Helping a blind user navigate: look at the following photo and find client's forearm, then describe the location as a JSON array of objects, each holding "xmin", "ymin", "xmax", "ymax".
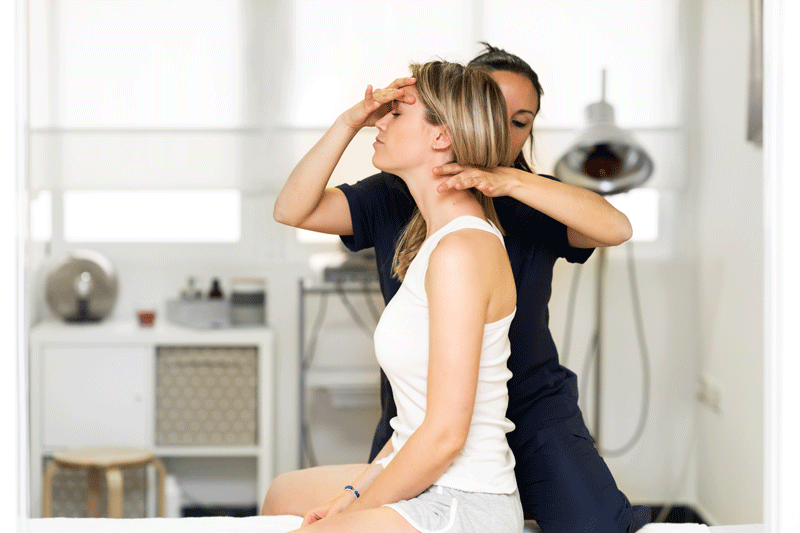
[
  {"xmin": 346, "ymin": 423, "xmax": 462, "ymax": 513},
  {"xmin": 346, "ymin": 440, "xmax": 394, "ymax": 497}
]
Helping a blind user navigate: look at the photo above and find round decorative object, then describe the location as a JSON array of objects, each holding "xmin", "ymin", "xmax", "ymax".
[{"xmin": 45, "ymin": 250, "xmax": 118, "ymax": 322}]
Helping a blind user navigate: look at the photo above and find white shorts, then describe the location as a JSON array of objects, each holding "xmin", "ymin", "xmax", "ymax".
[{"xmin": 384, "ymin": 485, "xmax": 523, "ymax": 533}]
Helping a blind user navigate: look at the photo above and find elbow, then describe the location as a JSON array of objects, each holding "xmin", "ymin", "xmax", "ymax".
[
  {"xmin": 605, "ymin": 211, "xmax": 633, "ymax": 247},
  {"xmin": 272, "ymin": 200, "xmax": 300, "ymax": 228},
  {"xmin": 619, "ymin": 212, "xmax": 634, "ymax": 244},
  {"xmin": 613, "ymin": 214, "xmax": 633, "ymax": 246},
  {"xmin": 424, "ymin": 423, "xmax": 469, "ymax": 462}
]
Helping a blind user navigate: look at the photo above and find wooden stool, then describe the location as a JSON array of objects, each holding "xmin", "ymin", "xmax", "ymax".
[{"xmin": 42, "ymin": 446, "xmax": 167, "ymax": 518}]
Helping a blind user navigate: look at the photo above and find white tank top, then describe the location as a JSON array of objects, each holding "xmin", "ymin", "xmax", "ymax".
[{"xmin": 373, "ymin": 215, "xmax": 517, "ymax": 494}]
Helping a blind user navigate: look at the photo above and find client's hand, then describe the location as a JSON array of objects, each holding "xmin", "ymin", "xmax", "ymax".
[
  {"xmin": 341, "ymin": 77, "xmax": 416, "ymax": 130},
  {"xmin": 301, "ymin": 491, "xmax": 356, "ymax": 526},
  {"xmin": 434, "ymin": 164, "xmax": 527, "ymax": 198}
]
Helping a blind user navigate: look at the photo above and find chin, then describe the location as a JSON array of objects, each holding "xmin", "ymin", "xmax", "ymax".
[{"xmin": 372, "ymin": 154, "xmax": 392, "ymax": 174}]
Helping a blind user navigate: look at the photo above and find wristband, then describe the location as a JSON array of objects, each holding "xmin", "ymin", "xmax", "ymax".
[{"xmin": 344, "ymin": 485, "xmax": 360, "ymax": 499}]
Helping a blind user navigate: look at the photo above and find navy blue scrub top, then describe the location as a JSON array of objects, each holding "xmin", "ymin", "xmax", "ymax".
[{"xmin": 337, "ymin": 171, "xmax": 593, "ymax": 410}]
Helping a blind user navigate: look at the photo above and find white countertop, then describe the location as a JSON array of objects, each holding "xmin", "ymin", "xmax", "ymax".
[{"xmin": 30, "ymin": 319, "xmax": 273, "ymax": 345}]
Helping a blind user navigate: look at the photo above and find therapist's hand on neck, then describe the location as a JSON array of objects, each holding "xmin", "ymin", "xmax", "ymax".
[{"xmin": 433, "ymin": 163, "xmax": 523, "ymax": 198}]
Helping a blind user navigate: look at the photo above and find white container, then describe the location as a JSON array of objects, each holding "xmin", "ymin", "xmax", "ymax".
[{"xmin": 165, "ymin": 298, "xmax": 230, "ymax": 329}]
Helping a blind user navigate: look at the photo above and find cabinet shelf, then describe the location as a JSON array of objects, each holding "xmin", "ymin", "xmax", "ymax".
[
  {"xmin": 305, "ymin": 367, "xmax": 380, "ymax": 391},
  {"xmin": 154, "ymin": 446, "xmax": 261, "ymax": 458}
]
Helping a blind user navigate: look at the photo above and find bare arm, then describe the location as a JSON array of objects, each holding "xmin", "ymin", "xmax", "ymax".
[
  {"xmin": 434, "ymin": 164, "xmax": 633, "ymax": 248},
  {"xmin": 273, "ymin": 78, "xmax": 417, "ymax": 235},
  {"xmin": 344, "ymin": 232, "xmax": 498, "ymax": 513},
  {"xmin": 272, "ymin": 117, "xmax": 355, "ymax": 235}
]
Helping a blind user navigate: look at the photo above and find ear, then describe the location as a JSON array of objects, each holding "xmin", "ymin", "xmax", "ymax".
[{"xmin": 431, "ymin": 126, "xmax": 452, "ymax": 151}]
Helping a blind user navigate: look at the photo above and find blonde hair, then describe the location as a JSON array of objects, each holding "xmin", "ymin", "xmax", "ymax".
[{"xmin": 391, "ymin": 61, "xmax": 514, "ymax": 280}]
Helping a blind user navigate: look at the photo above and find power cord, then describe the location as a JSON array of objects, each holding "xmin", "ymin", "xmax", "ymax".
[
  {"xmin": 302, "ymin": 293, "xmax": 329, "ymax": 369},
  {"xmin": 560, "ymin": 262, "xmax": 583, "ymax": 369},
  {"xmin": 564, "ymin": 241, "xmax": 651, "ymax": 457}
]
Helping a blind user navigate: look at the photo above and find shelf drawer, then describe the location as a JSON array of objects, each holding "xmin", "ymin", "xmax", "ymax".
[{"xmin": 156, "ymin": 346, "xmax": 258, "ymax": 446}]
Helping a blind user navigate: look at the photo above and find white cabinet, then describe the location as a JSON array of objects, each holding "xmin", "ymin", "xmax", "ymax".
[
  {"xmin": 42, "ymin": 345, "xmax": 153, "ymax": 449},
  {"xmin": 29, "ymin": 321, "xmax": 275, "ymax": 518}
]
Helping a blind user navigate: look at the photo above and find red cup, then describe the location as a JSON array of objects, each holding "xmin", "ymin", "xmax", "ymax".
[{"xmin": 137, "ymin": 310, "xmax": 155, "ymax": 327}]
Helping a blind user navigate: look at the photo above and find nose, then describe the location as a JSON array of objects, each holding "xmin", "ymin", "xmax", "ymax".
[{"xmin": 375, "ymin": 112, "xmax": 390, "ymax": 130}]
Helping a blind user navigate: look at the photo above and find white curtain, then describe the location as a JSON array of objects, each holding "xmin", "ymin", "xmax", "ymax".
[{"xmin": 29, "ymin": 0, "xmax": 686, "ymax": 193}]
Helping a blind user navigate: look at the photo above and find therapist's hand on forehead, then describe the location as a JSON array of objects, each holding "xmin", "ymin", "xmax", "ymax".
[{"xmin": 341, "ymin": 77, "xmax": 417, "ymax": 130}]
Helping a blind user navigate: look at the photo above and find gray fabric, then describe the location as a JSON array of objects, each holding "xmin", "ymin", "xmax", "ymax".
[{"xmin": 385, "ymin": 485, "xmax": 523, "ymax": 533}]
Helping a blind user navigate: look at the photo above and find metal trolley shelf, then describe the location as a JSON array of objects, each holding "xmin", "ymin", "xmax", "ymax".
[{"xmin": 297, "ymin": 278, "xmax": 383, "ymax": 468}]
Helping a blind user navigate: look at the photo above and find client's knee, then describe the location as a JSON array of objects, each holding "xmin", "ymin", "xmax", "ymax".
[{"xmin": 261, "ymin": 472, "xmax": 301, "ymax": 516}]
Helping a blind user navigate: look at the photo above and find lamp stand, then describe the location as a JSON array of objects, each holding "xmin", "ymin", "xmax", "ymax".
[{"xmin": 593, "ymin": 247, "xmax": 606, "ymax": 449}]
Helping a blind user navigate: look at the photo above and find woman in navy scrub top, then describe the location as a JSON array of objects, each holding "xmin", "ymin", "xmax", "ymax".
[{"xmin": 267, "ymin": 44, "xmax": 651, "ymax": 532}]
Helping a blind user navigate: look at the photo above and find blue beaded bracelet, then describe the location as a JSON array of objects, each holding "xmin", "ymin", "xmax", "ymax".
[{"xmin": 344, "ymin": 485, "xmax": 360, "ymax": 499}]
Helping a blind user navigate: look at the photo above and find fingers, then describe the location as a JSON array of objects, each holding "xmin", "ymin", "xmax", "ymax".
[
  {"xmin": 435, "ymin": 168, "xmax": 497, "ymax": 195},
  {"xmin": 363, "ymin": 85, "xmax": 383, "ymax": 112},
  {"xmin": 302, "ymin": 508, "xmax": 326, "ymax": 526},
  {"xmin": 432, "ymin": 163, "xmax": 465, "ymax": 177},
  {"xmin": 372, "ymin": 87, "xmax": 414, "ymax": 106},
  {"xmin": 433, "ymin": 163, "xmax": 470, "ymax": 193},
  {"xmin": 372, "ymin": 77, "xmax": 416, "ymax": 105},
  {"xmin": 349, "ymin": 77, "xmax": 415, "ymax": 129},
  {"xmin": 387, "ymin": 76, "xmax": 417, "ymax": 90}
]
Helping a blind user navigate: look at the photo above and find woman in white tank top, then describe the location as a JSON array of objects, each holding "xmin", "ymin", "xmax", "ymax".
[{"xmin": 268, "ymin": 61, "xmax": 523, "ymax": 533}]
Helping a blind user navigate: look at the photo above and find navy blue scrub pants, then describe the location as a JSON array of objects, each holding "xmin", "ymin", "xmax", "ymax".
[{"xmin": 507, "ymin": 368, "xmax": 650, "ymax": 532}]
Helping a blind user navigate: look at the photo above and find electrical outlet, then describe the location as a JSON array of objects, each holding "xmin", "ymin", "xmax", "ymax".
[{"xmin": 697, "ymin": 374, "xmax": 722, "ymax": 413}]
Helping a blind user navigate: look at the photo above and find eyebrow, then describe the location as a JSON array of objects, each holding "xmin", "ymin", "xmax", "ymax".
[{"xmin": 514, "ymin": 109, "xmax": 536, "ymax": 117}]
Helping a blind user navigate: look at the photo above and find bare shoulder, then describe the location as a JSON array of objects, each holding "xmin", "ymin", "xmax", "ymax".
[
  {"xmin": 427, "ymin": 229, "xmax": 504, "ymax": 280},
  {"xmin": 427, "ymin": 228, "xmax": 515, "ymax": 322}
]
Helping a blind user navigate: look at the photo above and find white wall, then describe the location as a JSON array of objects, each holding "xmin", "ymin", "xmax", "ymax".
[
  {"xmin": 764, "ymin": 1, "xmax": 800, "ymax": 528},
  {"xmin": 3, "ymin": 0, "xmax": 26, "ymax": 529},
  {"xmin": 692, "ymin": 0, "xmax": 764, "ymax": 524}
]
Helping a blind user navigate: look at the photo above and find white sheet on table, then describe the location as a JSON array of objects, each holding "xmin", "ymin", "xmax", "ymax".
[
  {"xmin": 29, "ymin": 517, "xmax": 764, "ymax": 533},
  {"xmin": 642, "ymin": 524, "xmax": 763, "ymax": 533},
  {"xmin": 641, "ymin": 525, "xmax": 708, "ymax": 532},
  {"xmin": 28, "ymin": 515, "xmax": 303, "ymax": 533}
]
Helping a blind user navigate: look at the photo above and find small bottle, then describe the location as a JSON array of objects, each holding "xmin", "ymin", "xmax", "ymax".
[
  {"xmin": 208, "ymin": 278, "xmax": 224, "ymax": 299},
  {"xmin": 181, "ymin": 277, "xmax": 202, "ymax": 300}
]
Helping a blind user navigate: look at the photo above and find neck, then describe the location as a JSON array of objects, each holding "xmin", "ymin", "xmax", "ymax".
[{"xmin": 400, "ymin": 167, "xmax": 486, "ymax": 238}]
